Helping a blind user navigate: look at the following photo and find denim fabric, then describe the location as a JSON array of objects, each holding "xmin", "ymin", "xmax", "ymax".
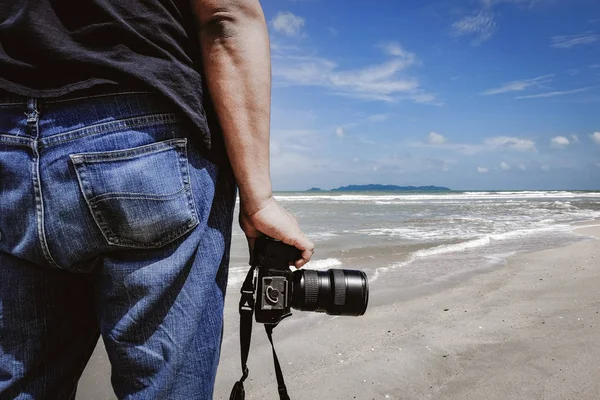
[{"xmin": 0, "ymin": 90, "xmax": 237, "ymax": 399}]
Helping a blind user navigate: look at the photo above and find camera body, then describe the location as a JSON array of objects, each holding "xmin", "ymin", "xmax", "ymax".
[
  {"xmin": 254, "ymin": 237, "xmax": 369, "ymax": 325},
  {"xmin": 254, "ymin": 237, "xmax": 298, "ymax": 324}
]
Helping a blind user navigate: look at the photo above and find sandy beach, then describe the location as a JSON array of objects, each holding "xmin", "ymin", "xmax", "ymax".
[{"xmin": 78, "ymin": 225, "xmax": 600, "ymax": 400}]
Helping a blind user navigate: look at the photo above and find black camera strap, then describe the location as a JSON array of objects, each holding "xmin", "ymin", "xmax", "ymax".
[
  {"xmin": 229, "ymin": 265, "xmax": 255, "ymax": 400},
  {"xmin": 229, "ymin": 266, "xmax": 291, "ymax": 400},
  {"xmin": 264, "ymin": 323, "xmax": 290, "ymax": 400}
]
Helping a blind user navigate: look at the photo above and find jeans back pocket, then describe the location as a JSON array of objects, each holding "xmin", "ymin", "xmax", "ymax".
[{"xmin": 70, "ymin": 138, "xmax": 199, "ymax": 248}]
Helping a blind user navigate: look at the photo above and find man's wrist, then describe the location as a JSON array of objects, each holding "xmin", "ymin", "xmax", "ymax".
[{"xmin": 239, "ymin": 189, "xmax": 273, "ymax": 216}]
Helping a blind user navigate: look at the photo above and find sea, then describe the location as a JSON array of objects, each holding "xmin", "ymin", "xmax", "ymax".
[{"xmin": 226, "ymin": 191, "xmax": 600, "ymax": 305}]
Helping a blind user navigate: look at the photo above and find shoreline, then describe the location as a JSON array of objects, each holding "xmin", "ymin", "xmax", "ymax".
[
  {"xmin": 213, "ymin": 224, "xmax": 600, "ymax": 399},
  {"xmin": 77, "ymin": 222, "xmax": 600, "ymax": 399}
]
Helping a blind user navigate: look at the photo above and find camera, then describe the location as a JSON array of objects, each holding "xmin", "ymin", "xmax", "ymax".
[{"xmin": 254, "ymin": 236, "xmax": 369, "ymax": 324}]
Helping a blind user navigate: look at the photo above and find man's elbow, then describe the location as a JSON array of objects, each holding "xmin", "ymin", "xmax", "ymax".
[{"xmin": 193, "ymin": 0, "xmax": 265, "ymax": 40}]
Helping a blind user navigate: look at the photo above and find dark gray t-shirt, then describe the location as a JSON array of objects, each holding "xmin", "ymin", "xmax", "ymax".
[{"xmin": 0, "ymin": 0, "xmax": 213, "ymax": 147}]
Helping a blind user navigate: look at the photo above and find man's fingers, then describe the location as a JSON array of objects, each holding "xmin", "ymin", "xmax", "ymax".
[
  {"xmin": 291, "ymin": 235, "xmax": 314, "ymax": 269},
  {"xmin": 293, "ymin": 247, "xmax": 314, "ymax": 268}
]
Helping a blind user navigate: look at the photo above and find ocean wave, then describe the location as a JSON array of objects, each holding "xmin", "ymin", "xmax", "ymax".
[
  {"xmin": 552, "ymin": 201, "xmax": 577, "ymax": 209},
  {"xmin": 275, "ymin": 191, "xmax": 600, "ymax": 204},
  {"xmin": 306, "ymin": 258, "xmax": 343, "ymax": 270},
  {"xmin": 368, "ymin": 223, "xmax": 574, "ymax": 283},
  {"xmin": 308, "ymin": 232, "xmax": 338, "ymax": 240}
]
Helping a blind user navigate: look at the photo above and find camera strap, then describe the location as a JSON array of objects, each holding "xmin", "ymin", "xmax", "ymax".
[
  {"xmin": 264, "ymin": 323, "xmax": 290, "ymax": 400},
  {"xmin": 229, "ymin": 266, "xmax": 291, "ymax": 400}
]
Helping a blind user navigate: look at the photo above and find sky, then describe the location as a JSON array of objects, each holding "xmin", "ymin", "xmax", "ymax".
[{"xmin": 260, "ymin": 0, "xmax": 600, "ymax": 191}]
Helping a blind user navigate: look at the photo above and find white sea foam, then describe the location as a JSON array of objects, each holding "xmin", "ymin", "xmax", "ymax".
[
  {"xmin": 306, "ymin": 258, "xmax": 343, "ymax": 270},
  {"xmin": 308, "ymin": 232, "xmax": 338, "ymax": 241},
  {"xmin": 368, "ymin": 223, "xmax": 576, "ymax": 283},
  {"xmin": 275, "ymin": 191, "xmax": 600, "ymax": 204}
]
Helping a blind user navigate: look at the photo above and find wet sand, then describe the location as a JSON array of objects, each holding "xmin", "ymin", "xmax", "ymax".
[{"xmin": 78, "ymin": 226, "xmax": 600, "ymax": 399}]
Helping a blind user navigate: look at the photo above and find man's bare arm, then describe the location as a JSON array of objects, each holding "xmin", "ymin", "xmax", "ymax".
[
  {"xmin": 192, "ymin": 0, "xmax": 314, "ymax": 266},
  {"xmin": 193, "ymin": 0, "xmax": 271, "ymax": 212}
]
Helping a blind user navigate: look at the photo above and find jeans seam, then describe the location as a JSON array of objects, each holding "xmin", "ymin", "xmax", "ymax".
[
  {"xmin": 0, "ymin": 134, "xmax": 33, "ymax": 147},
  {"xmin": 104, "ymin": 218, "xmax": 199, "ymax": 248},
  {"xmin": 29, "ymin": 99, "xmax": 64, "ymax": 270},
  {"xmin": 181, "ymin": 140, "xmax": 199, "ymax": 222},
  {"xmin": 86, "ymin": 185, "xmax": 188, "ymax": 206},
  {"xmin": 72, "ymin": 162, "xmax": 119, "ymax": 245},
  {"xmin": 69, "ymin": 137, "xmax": 186, "ymax": 163},
  {"xmin": 40, "ymin": 113, "xmax": 179, "ymax": 148}
]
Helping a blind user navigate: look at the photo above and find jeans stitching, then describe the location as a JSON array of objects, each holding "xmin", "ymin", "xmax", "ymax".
[
  {"xmin": 72, "ymin": 162, "xmax": 118, "ymax": 245},
  {"xmin": 29, "ymin": 99, "xmax": 64, "ymax": 270},
  {"xmin": 0, "ymin": 134, "xmax": 33, "ymax": 147},
  {"xmin": 41, "ymin": 113, "xmax": 178, "ymax": 148},
  {"xmin": 86, "ymin": 186, "xmax": 187, "ymax": 206},
  {"xmin": 69, "ymin": 138, "xmax": 186, "ymax": 163},
  {"xmin": 181, "ymin": 141, "xmax": 199, "ymax": 222},
  {"xmin": 108, "ymin": 219, "xmax": 199, "ymax": 248}
]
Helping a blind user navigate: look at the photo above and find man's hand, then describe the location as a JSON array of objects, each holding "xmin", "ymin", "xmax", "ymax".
[{"xmin": 239, "ymin": 196, "xmax": 314, "ymax": 268}]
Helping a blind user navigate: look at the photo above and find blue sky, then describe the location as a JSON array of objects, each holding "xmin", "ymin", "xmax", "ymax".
[{"xmin": 260, "ymin": 0, "xmax": 600, "ymax": 191}]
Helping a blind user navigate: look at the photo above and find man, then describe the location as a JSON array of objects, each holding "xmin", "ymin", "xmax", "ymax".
[{"xmin": 0, "ymin": 0, "xmax": 314, "ymax": 398}]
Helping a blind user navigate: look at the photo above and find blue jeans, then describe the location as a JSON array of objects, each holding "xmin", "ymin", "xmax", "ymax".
[{"xmin": 0, "ymin": 89, "xmax": 236, "ymax": 399}]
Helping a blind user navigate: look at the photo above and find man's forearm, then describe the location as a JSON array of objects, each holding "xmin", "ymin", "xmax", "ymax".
[{"xmin": 193, "ymin": 1, "xmax": 272, "ymax": 214}]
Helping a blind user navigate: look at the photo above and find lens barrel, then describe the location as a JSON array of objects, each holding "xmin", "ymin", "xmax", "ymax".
[{"xmin": 291, "ymin": 269, "xmax": 369, "ymax": 316}]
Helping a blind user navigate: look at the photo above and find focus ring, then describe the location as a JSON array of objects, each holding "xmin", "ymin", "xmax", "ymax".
[
  {"xmin": 332, "ymin": 269, "xmax": 346, "ymax": 306},
  {"xmin": 303, "ymin": 270, "xmax": 319, "ymax": 306}
]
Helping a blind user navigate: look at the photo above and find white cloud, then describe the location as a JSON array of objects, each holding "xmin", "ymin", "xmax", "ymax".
[
  {"xmin": 482, "ymin": 74, "xmax": 553, "ymax": 95},
  {"xmin": 477, "ymin": 167, "xmax": 489, "ymax": 173},
  {"xmin": 427, "ymin": 132, "xmax": 447, "ymax": 145},
  {"xmin": 592, "ymin": 132, "xmax": 600, "ymax": 145},
  {"xmin": 551, "ymin": 32, "xmax": 599, "ymax": 48},
  {"xmin": 454, "ymin": 0, "xmax": 550, "ymax": 46},
  {"xmin": 336, "ymin": 127, "xmax": 345, "ymax": 138},
  {"xmin": 484, "ymin": 136, "xmax": 536, "ymax": 151},
  {"xmin": 541, "ymin": 164, "xmax": 551, "ymax": 171},
  {"xmin": 516, "ymin": 86, "xmax": 598, "ymax": 99},
  {"xmin": 551, "ymin": 136, "xmax": 570, "ymax": 148},
  {"xmin": 272, "ymin": 44, "xmax": 437, "ymax": 103},
  {"xmin": 481, "ymin": 0, "xmax": 548, "ymax": 7},
  {"xmin": 452, "ymin": 11, "xmax": 497, "ymax": 44},
  {"xmin": 380, "ymin": 42, "xmax": 417, "ymax": 61},
  {"xmin": 500, "ymin": 161, "xmax": 511, "ymax": 170},
  {"xmin": 571, "ymin": 134, "xmax": 580, "ymax": 143},
  {"xmin": 271, "ymin": 12, "xmax": 305, "ymax": 37},
  {"xmin": 518, "ymin": 164, "xmax": 527, "ymax": 171},
  {"xmin": 328, "ymin": 27, "xmax": 339, "ymax": 35},
  {"xmin": 411, "ymin": 135, "xmax": 536, "ymax": 155},
  {"xmin": 368, "ymin": 114, "xmax": 391, "ymax": 122}
]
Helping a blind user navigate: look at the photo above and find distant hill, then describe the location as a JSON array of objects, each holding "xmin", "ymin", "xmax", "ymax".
[
  {"xmin": 331, "ymin": 184, "xmax": 451, "ymax": 192},
  {"xmin": 306, "ymin": 187, "xmax": 323, "ymax": 192}
]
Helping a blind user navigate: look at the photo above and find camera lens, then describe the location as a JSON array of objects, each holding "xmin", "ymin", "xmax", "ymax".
[{"xmin": 291, "ymin": 269, "xmax": 369, "ymax": 316}]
